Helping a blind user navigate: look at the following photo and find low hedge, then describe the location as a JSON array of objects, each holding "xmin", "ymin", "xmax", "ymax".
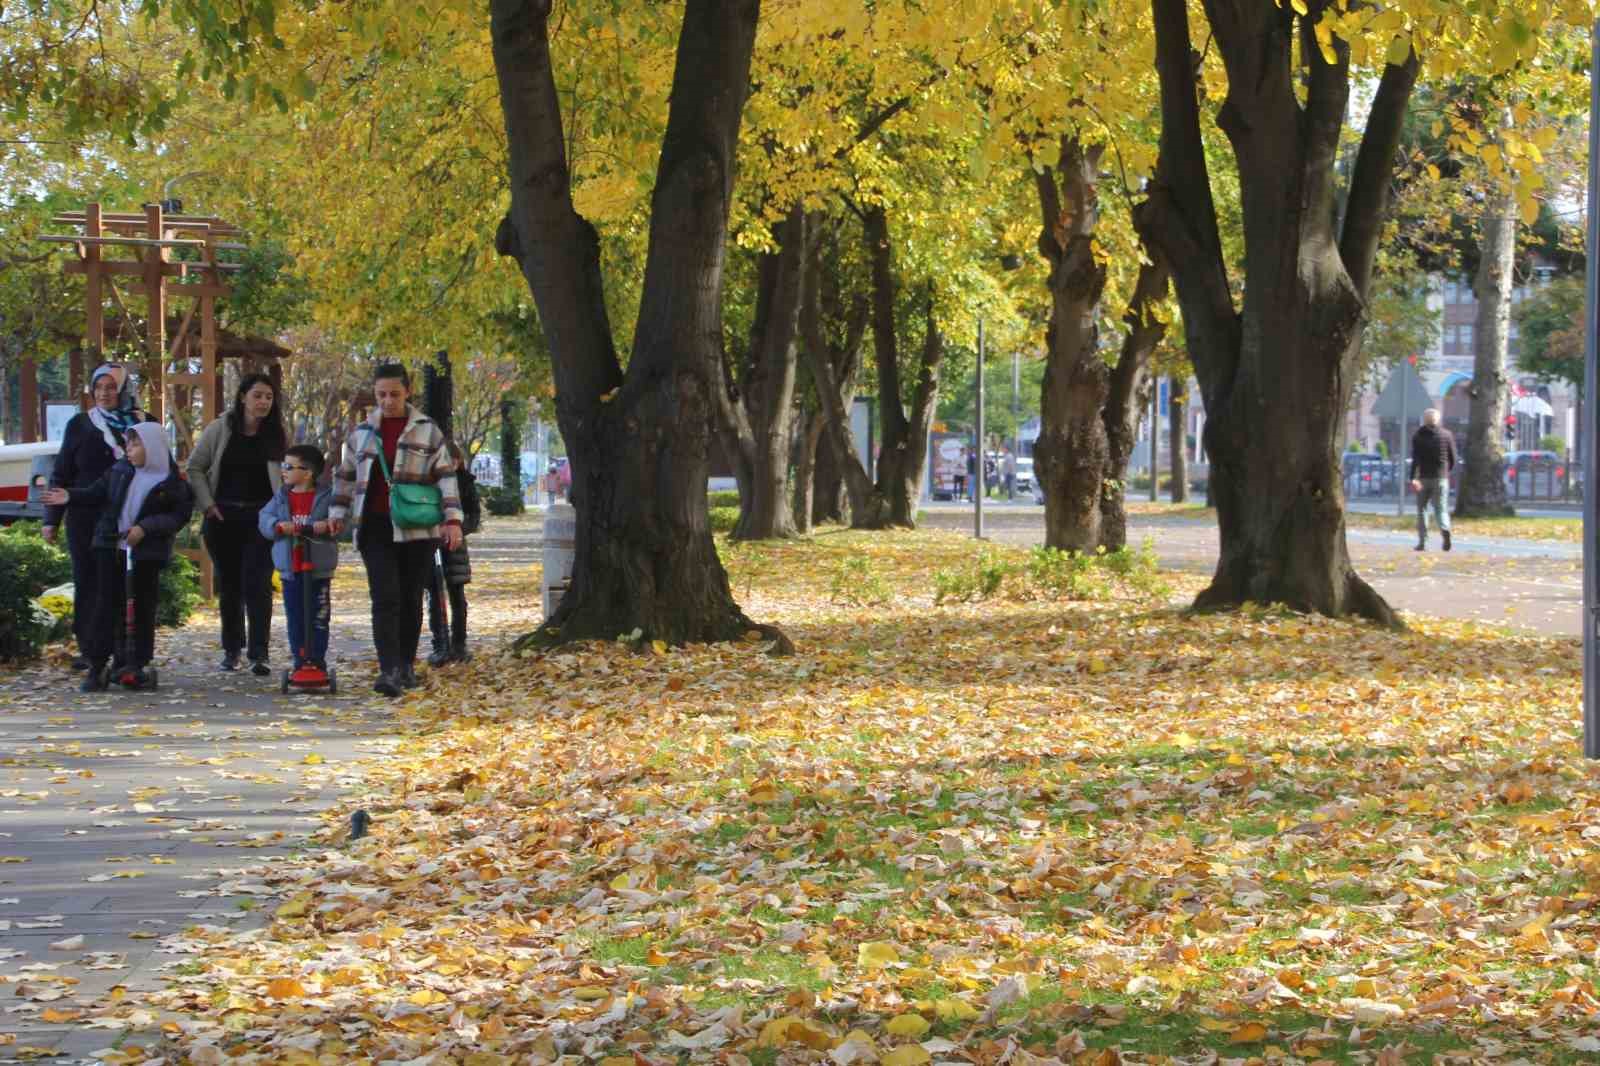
[{"xmin": 0, "ymin": 523, "xmax": 73, "ymax": 661}]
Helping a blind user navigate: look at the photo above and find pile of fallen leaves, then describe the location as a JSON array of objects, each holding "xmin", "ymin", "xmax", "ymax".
[{"xmin": 139, "ymin": 531, "xmax": 1596, "ymax": 1064}]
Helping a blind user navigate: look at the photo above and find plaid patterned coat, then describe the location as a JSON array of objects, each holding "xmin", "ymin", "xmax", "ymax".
[{"xmin": 329, "ymin": 405, "xmax": 463, "ymax": 543}]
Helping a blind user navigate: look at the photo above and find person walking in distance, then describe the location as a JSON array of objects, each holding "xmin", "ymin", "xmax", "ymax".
[
  {"xmin": 187, "ymin": 373, "xmax": 286, "ymax": 674},
  {"xmin": 1409, "ymin": 407, "xmax": 1457, "ymax": 552},
  {"xmin": 258, "ymin": 445, "xmax": 338, "ymax": 674},
  {"xmin": 43, "ymin": 423, "xmax": 193, "ymax": 692},
  {"xmin": 41, "ymin": 364, "xmax": 151, "ymax": 671},
  {"xmin": 327, "ymin": 364, "xmax": 464, "ymax": 697},
  {"xmin": 427, "ymin": 440, "xmax": 480, "ymax": 667}
]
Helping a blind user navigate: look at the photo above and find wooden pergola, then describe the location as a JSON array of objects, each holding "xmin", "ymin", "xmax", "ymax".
[
  {"xmin": 35, "ymin": 202, "xmax": 244, "ymax": 435},
  {"xmin": 32, "ymin": 202, "xmax": 283, "ymax": 597}
]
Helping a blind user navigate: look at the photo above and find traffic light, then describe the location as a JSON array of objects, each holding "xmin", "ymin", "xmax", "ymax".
[{"xmin": 1505, "ymin": 414, "xmax": 1517, "ymax": 441}]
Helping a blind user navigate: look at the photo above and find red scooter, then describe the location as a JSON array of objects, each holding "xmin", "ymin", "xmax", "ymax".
[{"xmin": 280, "ymin": 520, "xmax": 336, "ymax": 695}]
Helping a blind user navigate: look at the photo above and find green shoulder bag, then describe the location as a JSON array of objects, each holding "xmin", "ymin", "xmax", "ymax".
[{"xmin": 369, "ymin": 428, "xmax": 444, "ymax": 530}]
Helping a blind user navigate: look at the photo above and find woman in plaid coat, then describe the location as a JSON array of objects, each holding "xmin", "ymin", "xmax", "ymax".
[{"xmin": 327, "ymin": 363, "xmax": 463, "ymax": 697}]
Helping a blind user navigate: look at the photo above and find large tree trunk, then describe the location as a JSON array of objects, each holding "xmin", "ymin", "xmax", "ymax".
[
  {"xmin": 1100, "ymin": 257, "xmax": 1171, "ymax": 551},
  {"xmin": 1456, "ymin": 184, "xmax": 1516, "ymax": 517},
  {"xmin": 792, "ymin": 405, "xmax": 825, "ymax": 533},
  {"xmin": 798, "ymin": 224, "xmax": 868, "ymax": 527},
  {"xmin": 1169, "ymin": 379, "xmax": 1188, "ymax": 502},
  {"xmin": 1034, "ymin": 138, "xmax": 1110, "ymax": 553},
  {"xmin": 804, "ymin": 207, "xmax": 941, "ymax": 529},
  {"xmin": 1135, "ymin": 0, "xmax": 1414, "ymax": 626},
  {"xmin": 493, "ymin": 0, "xmax": 780, "ymax": 647},
  {"xmin": 714, "ymin": 208, "xmax": 808, "ymax": 540},
  {"xmin": 811, "ymin": 430, "xmax": 848, "ymax": 525}
]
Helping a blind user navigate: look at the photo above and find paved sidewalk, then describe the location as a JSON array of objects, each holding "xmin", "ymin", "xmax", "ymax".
[{"xmin": 0, "ymin": 576, "xmax": 398, "ymax": 1063}]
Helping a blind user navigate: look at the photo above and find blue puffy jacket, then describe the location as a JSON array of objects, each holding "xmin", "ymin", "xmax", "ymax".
[{"xmin": 257, "ymin": 487, "xmax": 340, "ymax": 579}]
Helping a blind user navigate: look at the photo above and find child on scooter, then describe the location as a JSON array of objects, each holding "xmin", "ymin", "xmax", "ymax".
[
  {"xmin": 258, "ymin": 445, "xmax": 338, "ymax": 672},
  {"xmin": 42, "ymin": 422, "xmax": 194, "ymax": 692}
]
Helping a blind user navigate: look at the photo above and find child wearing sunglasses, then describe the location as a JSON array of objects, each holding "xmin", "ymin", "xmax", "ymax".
[{"xmin": 257, "ymin": 446, "xmax": 339, "ymax": 673}]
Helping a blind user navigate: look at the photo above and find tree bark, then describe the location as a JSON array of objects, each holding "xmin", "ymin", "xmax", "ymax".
[
  {"xmin": 1134, "ymin": 0, "xmax": 1413, "ymax": 626},
  {"xmin": 792, "ymin": 405, "xmax": 825, "ymax": 533},
  {"xmin": 1169, "ymin": 382, "xmax": 1188, "ymax": 502},
  {"xmin": 713, "ymin": 207, "xmax": 808, "ymax": 541},
  {"xmin": 1456, "ymin": 184, "xmax": 1516, "ymax": 517},
  {"xmin": 803, "ymin": 207, "xmax": 939, "ymax": 529},
  {"xmin": 493, "ymin": 0, "xmax": 778, "ymax": 647},
  {"xmin": 1099, "ymin": 256, "xmax": 1171, "ymax": 551},
  {"xmin": 423, "ymin": 350, "xmax": 454, "ymax": 438},
  {"xmin": 1034, "ymin": 137, "xmax": 1111, "ymax": 553},
  {"xmin": 811, "ymin": 429, "xmax": 848, "ymax": 525}
]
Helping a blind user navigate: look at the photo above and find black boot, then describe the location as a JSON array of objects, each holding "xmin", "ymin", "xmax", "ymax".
[
  {"xmin": 1414, "ymin": 540, "xmax": 1425, "ymax": 551},
  {"xmin": 1442, "ymin": 530, "xmax": 1452, "ymax": 552},
  {"xmin": 79, "ymin": 663, "xmax": 109, "ymax": 693},
  {"xmin": 372, "ymin": 672, "xmax": 402, "ymax": 698},
  {"xmin": 427, "ymin": 638, "xmax": 453, "ymax": 668}
]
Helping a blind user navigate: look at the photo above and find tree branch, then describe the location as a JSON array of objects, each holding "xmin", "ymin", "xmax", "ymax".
[
  {"xmin": 1136, "ymin": 0, "xmax": 1236, "ymax": 390},
  {"xmin": 1338, "ymin": 44, "xmax": 1420, "ymax": 302}
]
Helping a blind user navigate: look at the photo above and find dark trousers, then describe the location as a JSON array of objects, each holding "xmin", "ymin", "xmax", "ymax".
[
  {"xmin": 83, "ymin": 548, "xmax": 160, "ymax": 669},
  {"xmin": 357, "ymin": 514, "xmax": 435, "ymax": 675},
  {"xmin": 64, "ymin": 513, "xmax": 99, "ymax": 651},
  {"xmin": 282, "ymin": 573, "xmax": 332, "ymax": 668},
  {"xmin": 203, "ymin": 515, "xmax": 273, "ymax": 661},
  {"xmin": 427, "ymin": 573, "xmax": 468, "ymax": 651}
]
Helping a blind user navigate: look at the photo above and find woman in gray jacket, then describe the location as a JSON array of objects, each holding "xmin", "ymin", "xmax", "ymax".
[{"xmin": 187, "ymin": 373, "xmax": 285, "ymax": 674}]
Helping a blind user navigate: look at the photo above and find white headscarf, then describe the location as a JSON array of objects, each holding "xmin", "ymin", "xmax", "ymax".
[
  {"xmin": 88, "ymin": 364, "xmax": 138, "ymax": 458},
  {"xmin": 118, "ymin": 423, "xmax": 172, "ymax": 536}
]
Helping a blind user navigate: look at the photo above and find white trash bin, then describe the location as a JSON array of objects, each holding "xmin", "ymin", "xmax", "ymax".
[{"xmin": 541, "ymin": 503, "xmax": 576, "ymax": 620}]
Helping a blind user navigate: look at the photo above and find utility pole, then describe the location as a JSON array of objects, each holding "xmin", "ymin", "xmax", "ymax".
[
  {"xmin": 1584, "ymin": 17, "xmax": 1599, "ymax": 758},
  {"xmin": 1010, "ymin": 350, "xmax": 1021, "ymax": 499},
  {"xmin": 1397, "ymin": 362, "xmax": 1409, "ymax": 518},
  {"xmin": 1149, "ymin": 377, "xmax": 1160, "ymax": 502},
  {"xmin": 975, "ymin": 319, "xmax": 986, "ymax": 539}
]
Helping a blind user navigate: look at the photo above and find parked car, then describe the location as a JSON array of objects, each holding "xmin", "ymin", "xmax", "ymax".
[
  {"xmin": 1501, "ymin": 450, "xmax": 1563, "ymax": 498},
  {"xmin": 1014, "ymin": 456, "xmax": 1034, "ymax": 495},
  {"xmin": 0, "ymin": 441, "xmax": 59, "ymax": 525},
  {"xmin": 1341, "ymin": 452, "xmax": 1396, "ymax": 498}
]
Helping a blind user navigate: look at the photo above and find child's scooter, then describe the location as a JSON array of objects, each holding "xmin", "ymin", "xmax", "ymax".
[
  {"xmin": 281, "ymin": 519, "xmax": 337, "ymax": 695},
  {"xmin": 116, "ymin": 547, "xmax": 156, "ymax": 690}
]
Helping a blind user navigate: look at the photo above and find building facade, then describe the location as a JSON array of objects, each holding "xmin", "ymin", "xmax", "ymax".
[{"xmin": 1344, "ymin": 261, "xmax": 1576, "ymax": 461}]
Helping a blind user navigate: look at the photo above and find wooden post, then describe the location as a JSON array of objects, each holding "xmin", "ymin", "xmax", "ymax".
[
  {"xmin": 69, "ymin": 346, "xmax": 84, "ymax": 406},
  {"xmin": 142, "ymin": 203, "xmax": 165, "ymax": 421},
  {"xmin": 196, "ymin": 291, "xmax": 219, "ymax": 598},
  {"xmin": 82, "ymin": 205, "xmax": 103, "ymax": 413},
  {"xmin": 19, "ymin": 358, "xmax": 38, "ymax": 442}
]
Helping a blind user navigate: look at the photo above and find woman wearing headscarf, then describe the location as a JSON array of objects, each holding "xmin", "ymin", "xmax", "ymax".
[
  {"xmin": 43, "ymin": 422, "xmax": 194, "ymax": 691},
  {"xmin": 42, "ymin": 364, "xmax": 149, "ymax": 671},
  {"xmin": 187, "ymin": 373, "xmax": 286, "ymax": 674}
]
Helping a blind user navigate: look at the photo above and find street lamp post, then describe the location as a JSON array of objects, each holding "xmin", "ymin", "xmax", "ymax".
[
  {"xmin": 1149, "ymin": 377, "xmax": 1160, "ymax": 503},
  {"xmin": 1011, "ymin": 350, "xmax": 1021, "ymax": 500},
  {"xmin": 1583, "ymin": 17, "xmax": 1599, "ymax": 758},
  {"xmin": 975, "ymin": 318, "xmax": 986, "ymax": 539}
]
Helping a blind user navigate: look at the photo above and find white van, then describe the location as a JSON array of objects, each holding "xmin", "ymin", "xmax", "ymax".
[{"xmin": 0, "ymin": 441, "xmax": 61, "ymax": 524}]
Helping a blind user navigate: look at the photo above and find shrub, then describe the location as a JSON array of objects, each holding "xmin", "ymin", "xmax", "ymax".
[
  {"xmin": 933, "ymin": 549, "xmax": 1016, "ymax": 604},
  {"xmin": 932, "ymin": 539, "xmax": 1169, "ymax": 606},
  {"xmin": 709, "ymin": 506, "xmax": 740, "ymax": 533},
  {"xmin": 829, "ymin": 553, "xmax": 892, "ymax": 606},
  {"xmin": 158, "ymin": 553, "xmax": 202, "ymax": 629},
  {"xmin": 1026, "ymin": 546, "xmax": 1107, "ymax": 600},
  {"xmin": 708, "ymin": 490, "xmax": 741, "ymax": 509},
  {"xmin": 484, "ymin": 486, "xmax": 525, "ymax": 516},
  {"xmin": 0, "ymin": 523, "xmax": 74, "ymax": 660}
]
